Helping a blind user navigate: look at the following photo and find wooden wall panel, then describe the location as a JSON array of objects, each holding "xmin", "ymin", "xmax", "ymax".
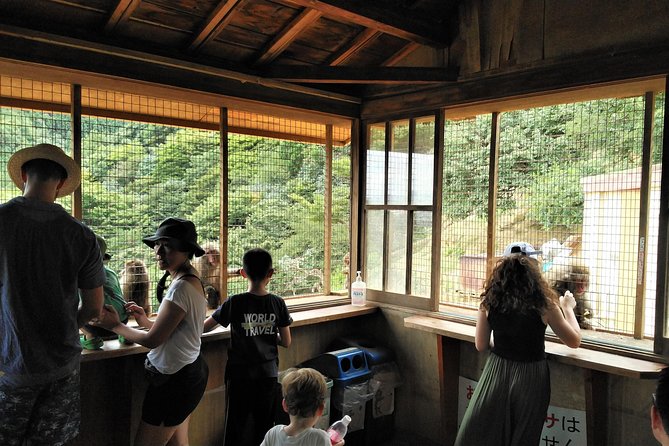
[{"xmin": 543, "ymin": 0, "xmax": 669, "ymax": 60}]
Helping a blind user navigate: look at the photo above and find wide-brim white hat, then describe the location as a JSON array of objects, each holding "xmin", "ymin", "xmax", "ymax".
[{"xmin": 7, "ymin": 143, "xmax": 81, "ymax": 198}]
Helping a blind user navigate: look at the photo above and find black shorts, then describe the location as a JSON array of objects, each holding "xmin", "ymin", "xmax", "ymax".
[{"xmin": 141, "ymin": 355, "xmax": 209, "ymax": 427}]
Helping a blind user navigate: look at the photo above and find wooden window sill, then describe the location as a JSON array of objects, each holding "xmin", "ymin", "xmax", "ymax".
[{"xmin": 404, "ymin": 314, "xmax": 666, "ymax": 379}]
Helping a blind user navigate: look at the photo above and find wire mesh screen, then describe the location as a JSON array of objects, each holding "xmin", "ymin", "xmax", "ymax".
[
  {"xmin": 0, "ymin": 109, "xmax": 72, "ymax": 210},
  {"xmin": 364, "ymin": 117, "xmax": 435, "ymax": 296},
  {"xmin": 365, "ymin": 209, "xmax": 384, "ymax": 290},
  {"xmin": 497, "ymin": 96, "xmax": 649, "ymax": 336},
  {"xmin": 366, "ymin": 123, "xmax": 385, "ymax": 205},
  {"xmin": 440, "ymin": 114, "xmax": 492, "ymax": 307},
  {"xmin": 388, "ymin": 120, "xmax": 409, "ymax": 205},
  {"xmin": 227, "ymin": 131, "xmax": 332, "ymax": 298},
  {"xmin": 412, "ymin": 211, "xmax": 432, "ymax": 296},
  {"xmin": 331, "ymin": 143, "xmax": 351, "ymax": 292},
  {"xmin": 80, "ymin": 89, "xmax": 221, "ymax": 313},
  {"xmin": 411, "ymin": 117, "xmax": 436, "ymax": 296}
]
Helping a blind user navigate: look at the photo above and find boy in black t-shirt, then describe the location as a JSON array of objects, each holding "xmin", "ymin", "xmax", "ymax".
[{"xmin": 204, "ymin": 248, "xmax": 293, "ymax": 446}]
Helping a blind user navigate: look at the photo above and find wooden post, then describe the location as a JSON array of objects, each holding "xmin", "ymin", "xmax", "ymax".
[
  {"xmin": 634, "ymin": 92, "xmax": 655, "ymax": 338},
  {"xmin": 71, "ymin": 84, "xmax": 82, "ymax": 220},
  {"xmin": 219, "ymin": 107, "xmax": 228, "ymax": 303},
  {"xmin": 438, "ymin": 335, "xmax": 460, "ymax": 444},
  {"xmin": 350, "ymin": 118, "xmax": 362, "ymax": 291},
  {"xmin": 584, "ymin": 369, "xmax": 609, "ymax": 446},
  {"xmin": 655, "ymin": 81, "xmax": 669, "ymax": 355},
  {"xmin": 431, "ymin": 109, "xmax": 445, "ymax": 311},
  {"xmin": 486, "ymin": 112, "xmax": 500, "ymax": 276},
  {"xmin": 324, "ymin": 124, "xmax": 333, "ymax": 295},
  {"xmin": 406, "ymin": 118, "xmax": 415, "ymax": 295},
  {"xmin": 382, "ymin": 122, "xmax": 391, "ymax": 291}
]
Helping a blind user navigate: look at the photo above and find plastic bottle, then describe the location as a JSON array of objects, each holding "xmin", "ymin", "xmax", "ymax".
[
  {"xmin": 351, "ymin": 271, "xmax": 366, "ymax": 306},
  {"xmin": 326, "ymin": 415, "xmax": 352, "ymax": 444}
]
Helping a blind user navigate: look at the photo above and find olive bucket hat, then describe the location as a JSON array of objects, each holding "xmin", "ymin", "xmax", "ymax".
[{"xmin": 142, "ymin": 217, "xmax": 205, "ymax": 257}]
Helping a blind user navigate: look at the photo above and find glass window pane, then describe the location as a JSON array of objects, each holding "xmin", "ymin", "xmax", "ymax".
[
  {"xmin": 440, "ymin": 115, "xmax": 491, "ymax": 307},
  {"xmin": 365, "ymin": 210, "xmax": 384, "ymax": 290},
  {"xmin": 412, "ymin": 211, "xmax": 432, "ymax": 297},
  {"xmin": 387, "ymin": 210, "xmax": 407, "ymax": 293},
  {"xmin": 366, "ymin": 124, "xmax": 385, "ymax": 205},
  {"xmin": 412, "ymin": 117, "xmax": 435, "ymax": 205},
  {"xmin": 388, "ymin": 120, "xmax": 409, "ymax": 205}
]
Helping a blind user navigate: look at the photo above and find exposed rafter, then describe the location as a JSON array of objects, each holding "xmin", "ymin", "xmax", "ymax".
[
  {"xmin": 189, "ymin": 0, "xmax": 243, "ymax": 53},
  {"xmin": 254, "ymin": 8, "xmax": 322, "ymax": 66},
  {"xmin": 327, "ymin": 29, "xmax": 381, "ymax": 66},
  {"xmin": 382, "ymin": 42, "xmax": 421, "ymax": 66},
  {"xmin": 105, "ymin": 0, "xmax": 141, "ymax": 34},
  {"xmin": 283, "ymin": 0, "xmax": 451, "ymax": 47},
  {"xmin": 262, "ymin": 66, "xmax": 458, "ymax": 84}
]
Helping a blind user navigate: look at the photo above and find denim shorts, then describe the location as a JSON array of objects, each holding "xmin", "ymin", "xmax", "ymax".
[{"xmin": 0, "ymin": 368, "xmax": 80, "ymax": 446}]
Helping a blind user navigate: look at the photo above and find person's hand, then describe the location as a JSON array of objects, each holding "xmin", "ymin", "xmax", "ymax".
[
  {"xmin": 560, "ymin": 290, "xmax": 577, "ymax": 310},
  {"xmin": 90, "ymin": 304, "xmax": 121, "ymax": 330},
  {"xmin": 333, "ymin": 441, "xmax": 345, "ymax": 446},
  {"xmin": 124, "ymin": 301, "xmax": 147, "ymax": 319}
]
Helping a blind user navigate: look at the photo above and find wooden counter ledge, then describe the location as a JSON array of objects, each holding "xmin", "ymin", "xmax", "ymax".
[
  {"xmin": 81, "ymin": 304, "xmax": 377, "ymax": 363},
  {"xmin": 404, "ymin": 314, "xmax": 666, "ymax": 379}
]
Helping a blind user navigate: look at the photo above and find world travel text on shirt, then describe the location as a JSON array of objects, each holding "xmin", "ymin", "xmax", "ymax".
[{"xmin": 240, "ymin": 313, "xmax": 277, "ymax": 336}]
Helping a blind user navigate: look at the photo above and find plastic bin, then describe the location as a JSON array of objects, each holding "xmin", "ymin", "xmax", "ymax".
[{"xmin": 327, "ymin": 337, "xmax": 402, "ymax": 445}]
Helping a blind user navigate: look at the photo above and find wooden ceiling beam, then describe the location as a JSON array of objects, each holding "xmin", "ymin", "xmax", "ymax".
[
  {"xmin": 361, "ymin": 45, "xmax": 669, "ymax": 120},
  {"xmin": 382, "ymin": 42, "xmax": 421, "ymax": 67},
  {"xmin": 327, "ymin": 29, "xmax": 381, "ymax": 66},
  {"xmin": 0, "ymin": 25, "xmax": 360, "ymax": 118},
  {"xmin": 262, "ymin": 66, "xmax": 457, "ymax": 84},
  {"xmin": 254, "ymin": 8, "xmax": 322, "ymax": 66},
  {"xmin": 105, "ymin": 0, "xmax": 142, "ymax": 34},
  {"xmin": 283, "ymin": 0, "xmax": 450, "ymax": 47},
  {"xmin": 189, "ymin": 0, "xmax": 242, "ymax": 53}
]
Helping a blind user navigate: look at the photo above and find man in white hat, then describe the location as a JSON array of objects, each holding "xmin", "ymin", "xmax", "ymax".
[{"xmin": 0, "ymin": 143, "xmax": 105, "ymax": 445}]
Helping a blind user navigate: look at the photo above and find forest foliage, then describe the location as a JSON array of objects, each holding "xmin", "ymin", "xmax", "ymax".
[{"xmin": 0, "ymin": 92, "xmax": 664, "ymax": 304}]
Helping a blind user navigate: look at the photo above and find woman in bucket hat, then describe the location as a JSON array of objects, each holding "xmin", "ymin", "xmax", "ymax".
[{"xmin": 93, "ymin": 217, "xmax": 209, "ymax": 446}]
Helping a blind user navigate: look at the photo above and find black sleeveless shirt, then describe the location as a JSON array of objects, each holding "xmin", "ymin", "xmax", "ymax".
[{"xmin": 488, "ymin": 306, "xmax": 547, "ymax": 362}]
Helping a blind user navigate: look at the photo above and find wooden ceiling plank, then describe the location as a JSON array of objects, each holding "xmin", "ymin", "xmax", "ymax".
[
  {"xmin": 283, "ymin": 0, "xmax": 450, "ymax": 47},
  {"xmin": 105, "ymin": 0, "xmax": 142, "ymax": 34},
  {"xmin": 263, "ymin": 66, "xmax": 457, "ymax": 83},
  {"xmin": 254, "ymin": 8, "xmax": 322, "ymax": 66},
  {"xmin": 327, "ymin": 29, "xmax": 381, "ymax": 66},
  {"xmin": 382, "ymin": 42, "xmax": 421, "ymax": 67},
  {"xmin": 189, "ymin": 0, "xmax": 243, "ymax": 53}
]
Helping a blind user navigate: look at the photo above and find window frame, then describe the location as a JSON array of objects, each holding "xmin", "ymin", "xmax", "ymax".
[
  {"xmin": 360, "ymin": 111, "xmax": 443, "ymax": 311},
  {"xmin": 359, "ymin": 78, "xmax": 669, "ymax": 356},
  {"xmin": 0, "ymin": 76, "xmax": 353, "ymax": 308}
]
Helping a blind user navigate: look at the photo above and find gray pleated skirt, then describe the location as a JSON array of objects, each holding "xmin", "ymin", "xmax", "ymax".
[{"xmin": 454, "ymin": 352, "xmax": 550, "ymax": 446}]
